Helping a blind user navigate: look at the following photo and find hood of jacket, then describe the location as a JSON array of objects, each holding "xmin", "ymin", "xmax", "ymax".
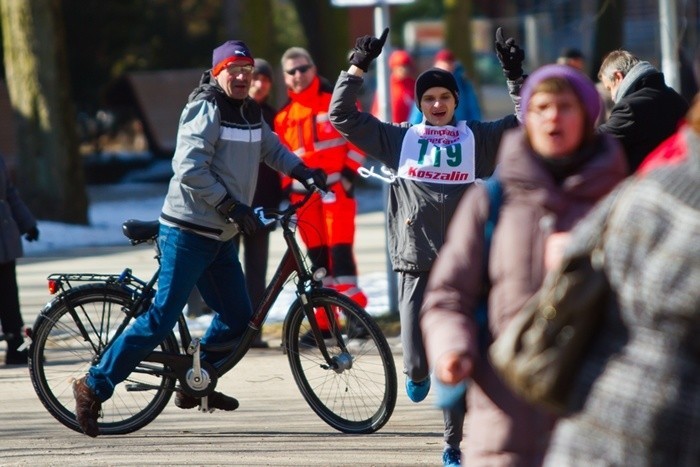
[{"xmin": 496, "ymin": 128, "xmax": 628, "ymax": 224}]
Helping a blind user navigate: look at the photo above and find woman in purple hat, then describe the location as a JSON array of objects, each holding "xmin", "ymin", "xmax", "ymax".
[{"xmin": 421, "ymin": 64, "xmax": 628, "ymax": 465}]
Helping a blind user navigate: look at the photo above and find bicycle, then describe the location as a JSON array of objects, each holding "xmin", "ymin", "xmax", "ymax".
[{"xmin": 27, "ymin": 190, "xmax": 397, "ymax": 435}]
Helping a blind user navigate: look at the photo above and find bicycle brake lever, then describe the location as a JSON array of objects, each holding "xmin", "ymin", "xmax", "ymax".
[{"xmin": 253, "ymin": 207, "xmax": 277, "ymax": 227}]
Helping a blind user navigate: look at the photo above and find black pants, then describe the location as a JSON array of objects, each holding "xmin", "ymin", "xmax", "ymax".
[
  {"xmin": 237, "ymin": 230, "xmax": 271, "ymax": 309},
  {"xmin": 0, "ymin": 261, "xmax": 25, "ymax": 355}
]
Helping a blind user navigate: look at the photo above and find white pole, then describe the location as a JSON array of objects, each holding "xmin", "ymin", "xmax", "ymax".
[
  {"xmin": 374, "ymin": 2, "xmax": 391, "ymax": 122},
  {"xmin": 374, "ymin": 1, "xmax": 399, "ymax": 314},
  {"xmin": 659, "ymin": 0, "xmax": 681, "ymax": 92}
]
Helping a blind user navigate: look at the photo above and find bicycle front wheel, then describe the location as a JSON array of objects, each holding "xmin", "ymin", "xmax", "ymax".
[
  {"xmin": 28, "ymin": 284, "xmax": 178, "ymax": 435},
  {"xmin": 284, "ymin": 290, "xmax": 397, "ymax": 434}
]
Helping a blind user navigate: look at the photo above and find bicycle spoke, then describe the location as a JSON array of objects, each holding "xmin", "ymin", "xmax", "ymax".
[
  {"xmin": 285, "ymin": 291, "xmax": 396, "ymax": 434},
  {"xmin": 29, "ymin": 285, "xmax": 176, "ymax": 435}
]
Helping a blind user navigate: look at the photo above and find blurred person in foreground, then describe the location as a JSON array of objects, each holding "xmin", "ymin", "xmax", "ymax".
[
  {"xmin": 0, "ymin": 156, "xmax": 39, "ymax": 366},
  {"xmin": 597, "ymin": 49, "xmax": 688, "ymax": 172},
  {"xmin": 410, "ymin": 48, "xmax": 481, "ymax": 124},
  {"xmin": 544, "ymin": 90, "xmax": 700, "ymax": 467},
  {"xmin": 421, "ymin": 64, "xmax": 627, "ymax": 466},
  {"xmin": 274, "ymin": 47, "xmax": 368, "ymax": 330},
  {"xmin": 72, "ymin": 39, "xmax": 326, "ymax": 437},
  {"xmin": 330, "ymin": 27, "xmax": 525, "ymax": 467}
]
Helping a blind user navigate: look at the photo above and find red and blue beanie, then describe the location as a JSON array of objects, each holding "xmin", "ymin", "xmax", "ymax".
[
  {"xmin": 212, "ymin": 40, "xmax": 254, "ymax": 76},
  {"xmin": 520, "ymin": 64, "xmax": 601, "ymax": 127}
]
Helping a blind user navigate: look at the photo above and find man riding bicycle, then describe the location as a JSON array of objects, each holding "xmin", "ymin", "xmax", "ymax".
[{"xmin": 73, "ymin": 39, "xmax": 327, "ymax": 437}]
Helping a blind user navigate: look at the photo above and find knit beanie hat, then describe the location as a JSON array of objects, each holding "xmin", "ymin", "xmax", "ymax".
[
  {"xmin": 212, "ymin": 40, "xmax": 254, "ymax": 76},
  {"xmin": 415, "ymin": 68, "xmax": 459, "ymax": 109},
  {"xmin": 253, "ymin": 58, "xmax": 273, "ymax": 80},
  {"xmin": 520, "ymin": 64, "xmax": 601, "ymax": 127}
]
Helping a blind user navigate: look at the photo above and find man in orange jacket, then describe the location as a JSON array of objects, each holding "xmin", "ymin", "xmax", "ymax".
[{"xmin": 275, "ymin": 47, "xmax": 367, "ymax": 331}]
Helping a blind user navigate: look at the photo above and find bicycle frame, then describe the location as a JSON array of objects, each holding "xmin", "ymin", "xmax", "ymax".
[
  {"xmin": 139, "ymin": 191, "xmax": 340, "ymax": 391},
  {"xmin": 162, "ymin": 212, "xmax": 326, "ymax": 377}
]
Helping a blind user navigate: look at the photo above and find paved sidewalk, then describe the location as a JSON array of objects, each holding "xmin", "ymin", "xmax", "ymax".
[
  {"xmin": 0, "ymin": 350, "xmax": 445, "ymax": 466},
  {"xmin": 3, "ymin": 186, "xmax": 453, "ymax": 466}
]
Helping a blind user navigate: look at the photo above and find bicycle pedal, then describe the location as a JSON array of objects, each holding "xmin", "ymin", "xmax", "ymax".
[{"xmin": 198, "ymin": 395, "xmax": 209, "ymax": 413}]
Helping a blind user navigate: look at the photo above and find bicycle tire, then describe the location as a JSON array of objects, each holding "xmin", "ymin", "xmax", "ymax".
[
  {"xmin": 28, "ymin": 284, "xmax": 178, "ymax": 435},
  {"xmin": 284, "ymin": 289, "xmax": 397, "ymax": 434}
]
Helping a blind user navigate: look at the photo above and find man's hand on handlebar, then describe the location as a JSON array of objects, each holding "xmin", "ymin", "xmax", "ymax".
[
  {"xmin": 216, "ymin": 196, "xmax": 263, "ymax": 236},
  {"xmin": 291, "ymin": 163, "xmax": 328, "ymax": 192}
]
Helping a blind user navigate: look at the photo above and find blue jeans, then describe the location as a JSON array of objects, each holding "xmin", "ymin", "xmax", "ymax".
[{"xmin": 87, "ymin": 224, "xmax": 252, "ymax": 401}]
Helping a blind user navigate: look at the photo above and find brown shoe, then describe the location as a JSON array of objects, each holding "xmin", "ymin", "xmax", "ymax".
[
  {"xmin": 73, "ymin": 376, "xmax": 101, "ymax": 437},
  {"xmin": 174, "ymin": 390, "xmax": 239, "ymax": 411}
]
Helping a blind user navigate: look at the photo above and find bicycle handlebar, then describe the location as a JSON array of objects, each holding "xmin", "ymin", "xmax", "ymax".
[{"xmin": 254, "ymin": 188, "xmax": 324, "ymax": 226}]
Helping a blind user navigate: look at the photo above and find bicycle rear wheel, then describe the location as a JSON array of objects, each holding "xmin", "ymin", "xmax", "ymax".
[
  {"xmin": 284, "ymin": 290, "xmax": 397, "ymax": 434},
  {"xmin": 28, "ymin": 284, "xmax": 178, "ymax": 435}
]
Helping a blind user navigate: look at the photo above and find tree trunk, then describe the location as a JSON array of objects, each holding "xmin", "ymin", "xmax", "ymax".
[
  {"xmin": 289, "ymin": 0, "xmax": 349, "ymax": 79},
  {"xmin": 0, "ymin": 0, "xmax": 88, "ymax": 223},
  {"xmin": 444, "ymin": 0, "xmax": 475, "ymax": 82},
  {"xmin": 591, "ymin": 0, "xmax": 625, "ymax": 79}
]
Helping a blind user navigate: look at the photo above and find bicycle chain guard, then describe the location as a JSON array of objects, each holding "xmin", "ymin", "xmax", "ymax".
[{"xmin": 180, "ymin": 338, "xmax": 218, "ymax": 401}]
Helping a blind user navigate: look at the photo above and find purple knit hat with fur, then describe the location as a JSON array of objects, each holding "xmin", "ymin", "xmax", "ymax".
[{"xmin": 520, "ymin": 64, "xmax": 601, "ymax": 126}]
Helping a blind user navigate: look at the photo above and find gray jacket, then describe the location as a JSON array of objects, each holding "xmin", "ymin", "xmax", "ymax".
[
  {"xmin": 160, "ymin": 72, "xmax": 301, "ymax": 240},
  {"xmin": 329, "ymin": 70, "xmax": 520, "ymax": 272},
  {"xmin": 0, "ymin": 157, "xmax": 36, "ymax": 263}
]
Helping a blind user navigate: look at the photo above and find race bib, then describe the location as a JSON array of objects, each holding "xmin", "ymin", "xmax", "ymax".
[{"xmin": 397, "ymin": 122, "xmax": 476, "ymax": 184}]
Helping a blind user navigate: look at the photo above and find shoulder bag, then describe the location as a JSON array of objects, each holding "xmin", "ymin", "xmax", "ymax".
[{"xmin": 488, "ymin": 200, "xmax": 616, "ymax": 414}]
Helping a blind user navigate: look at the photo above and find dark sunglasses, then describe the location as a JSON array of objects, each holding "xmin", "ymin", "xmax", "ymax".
[{"xmin": 285, "ymin": 64, "xmax": 312, "ymax": 76}]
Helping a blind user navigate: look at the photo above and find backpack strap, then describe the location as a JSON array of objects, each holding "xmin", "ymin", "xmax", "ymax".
[
  {"xmin": 483, "ymin": 177, "xmax": 503, "ymax": 255},
  {"xmin": 475, "ymin": 176, "xmax": 503, "ymax": 351}
]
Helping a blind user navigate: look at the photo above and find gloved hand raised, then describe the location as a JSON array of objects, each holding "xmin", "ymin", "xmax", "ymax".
[
  {"xmin": 24, "ymin": 226, "xmax": 39, "ymax": 242},
  {"xmin": 349, "ymin": 27, "xmax": 390, "ymax": 72},
  {"xmin": 495, "ymin": 27, "xmax": 525, "ymax": 80},
  {"xmin": 215, "ymin": 197, "xmax": 262, "ymax": 236},
  {"xmin": 291, "ymin": 164, "xmax": 328, "ymax": 192}
]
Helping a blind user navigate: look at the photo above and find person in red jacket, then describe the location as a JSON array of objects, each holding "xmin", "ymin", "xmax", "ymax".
[
  {"xmin": 371, "ymin": 49, "xmax": 416, "ymax": 123},
  {"xmin": 274, "ymin": 47, "xmax": 367, "ymax": 333}
]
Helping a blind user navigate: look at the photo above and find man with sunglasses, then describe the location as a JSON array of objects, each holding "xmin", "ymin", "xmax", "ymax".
[
  {"xmin": 71, "ymin": 40, "xmax": 327, "ymax": 437},
  {"xmin": 274, "ymin": 47, "xmax": 367, "ymax": 336}
]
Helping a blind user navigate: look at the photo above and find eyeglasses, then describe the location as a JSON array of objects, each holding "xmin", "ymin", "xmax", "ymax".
[
  {"xmin": 285, "ymin": 64, "xmax": 312, "ymax": 76},
  {"xmin": 225, "ymin": 64, "xmax": 254, "ymax": 75}
]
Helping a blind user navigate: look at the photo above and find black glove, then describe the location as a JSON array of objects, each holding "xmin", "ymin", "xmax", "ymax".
[
  {"xmin": 349, "ymin": 27, "xmax": 389, "ymax": 72},
  {"xmin": 291, "ymin": 164, "xmax": 328, "ymax": 192},
  {"xmin": 215, "ymin": 197, "xmax": 261, "ymax": 236},
  {"xmin": 24, "ymin": 226, "xmax": 39, "ymax": 242},
  {"xmin": 495, "ymin": 27, "xmax": 524, "ymax": 80}
]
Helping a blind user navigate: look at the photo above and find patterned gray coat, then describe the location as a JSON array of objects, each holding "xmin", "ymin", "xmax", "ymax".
[
  {"xmin": 0, "ymin": 157, "xmax": 36, "ymax": 263},
  {"xmin": 544, "ymin": 131, "xmax": 700, "ymax": 466}
]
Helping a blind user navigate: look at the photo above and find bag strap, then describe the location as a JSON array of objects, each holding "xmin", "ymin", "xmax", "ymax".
[{"xmin": 476, "ymin": 175, "xmax": 503, "ymax": 351}]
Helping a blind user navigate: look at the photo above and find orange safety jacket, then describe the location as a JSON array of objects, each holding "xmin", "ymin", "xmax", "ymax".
[{"xmin": 274, "ymin": 75, "xmax": 364, "ymax": 191}]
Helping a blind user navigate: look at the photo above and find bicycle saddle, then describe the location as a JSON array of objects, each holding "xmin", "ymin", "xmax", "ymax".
[{"xmin": 122, "ymin": 219, "xmax": 160, "ymax": 242}]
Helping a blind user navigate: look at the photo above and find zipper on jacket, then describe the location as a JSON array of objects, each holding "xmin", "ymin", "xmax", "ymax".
[{"xmin": 240, "ymin": 101, "xmax": 252, "ymax": 143}]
